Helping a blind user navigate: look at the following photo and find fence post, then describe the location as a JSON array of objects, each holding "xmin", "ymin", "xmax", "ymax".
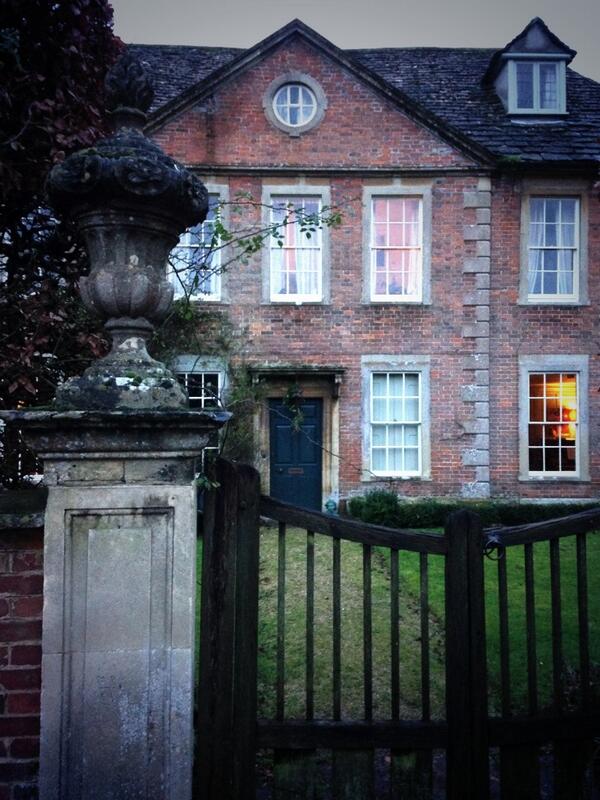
[
  {"xmin": 445, "ymin": 509, "xmax": 489, "ymax": 800},
  {"xmin": 195, "ymin": 458, "xmax": 262, "ymax": 800}
]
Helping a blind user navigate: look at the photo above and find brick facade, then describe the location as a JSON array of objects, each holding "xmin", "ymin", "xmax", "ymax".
[
  {"xmin": 147, "ymin": 30, "xmax": 599, "ymax": 505},
  {"xmin": 0, "ymin": 527, "xmax": 42, "ymax": 800}
]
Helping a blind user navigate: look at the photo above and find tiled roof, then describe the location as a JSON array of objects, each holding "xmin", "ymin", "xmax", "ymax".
[
  {"xmin": 129, "ymin": 39, "xmax": 600, "ymax": 166},
  {"xmin": 128, "ymin": 44, "xmax": 243, "ymax": 110}
]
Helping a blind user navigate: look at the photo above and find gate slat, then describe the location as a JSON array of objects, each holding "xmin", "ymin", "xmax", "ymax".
[
  {"xmin": 333, "ymin": 536, "xmax": 342, "ymax": 720},
  {"xmin": 390, "ymin": 749, "xmax": 433, "ymax": 799},
  {"xmin": 549, "ymin": 538, "xmax": 563, "ymax": 711},
  {"xmin": 390, "ymin": 548, "xmax": 400, "ymax": 720},
  {"xmin": 306, "ymin": 530, "xmax": 315, "ymax": 720},
  {"xmin": 553, "ymin": 739, "xmax": 593, "ymax": 800},
  {"xmin": 277, "ymin": 521, "xmax": 286, "ymax": 720},
  {"xmin": 273, "ymin": 750, "xmax": 316, "ymax": 800},
  {"xmin": 524, "ymin": 543, "xmax": 538, "ymax": 715},
  {"xmin": 576, "ymin": 533, "xmax": 590, "ymax": 707},
  {"xmin": 333, "ymin": 749, "xmax": 374, "ymax": 800},
  {"xmin": 497, "ymin": 547, "xmax": 511, "ymax": 716},
  {"xmin": 420, "ymin": 553, "xmax": 430, "ymax": 721},
  {"xmin": 499, "ymin": 745, "xmax": 540, "ymax": 800},
  {"xmin": 363, "ymin": 544, "xmax": 373, "ymax": 721}
]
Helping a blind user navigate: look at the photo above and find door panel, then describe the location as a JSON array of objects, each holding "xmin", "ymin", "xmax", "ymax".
[{"xmin": 269, "ymin": 398, "xmax": 323, "ymax": 510}]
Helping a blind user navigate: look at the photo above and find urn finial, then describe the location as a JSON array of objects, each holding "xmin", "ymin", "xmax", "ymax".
[
  {"xmin": 105, "ymin": 51, "xmax": 154, "ymax": 129},
  {"xmin": 46, "ymin": 51, "xmax": 209, "ymax": 411}
]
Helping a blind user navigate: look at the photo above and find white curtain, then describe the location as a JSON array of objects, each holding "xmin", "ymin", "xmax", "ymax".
[{"xmin": 528, "ymin": 200, "xmax": 545, "ymax": 294}]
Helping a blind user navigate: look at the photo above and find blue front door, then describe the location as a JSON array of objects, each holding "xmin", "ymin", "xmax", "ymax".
[{"xmin": 269, "ymin": 398, "xmax": 323, "ymax": 510}]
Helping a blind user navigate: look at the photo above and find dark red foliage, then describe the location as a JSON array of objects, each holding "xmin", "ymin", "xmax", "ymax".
[{"xmin": 0, "ymin": 1, "xmax": 122, "ymax": 485}]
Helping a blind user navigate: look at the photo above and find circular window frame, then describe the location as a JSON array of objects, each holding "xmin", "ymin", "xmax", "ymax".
[{"xmin": 263, "ymin": 72, "xmax": 327, "ymax": 137}]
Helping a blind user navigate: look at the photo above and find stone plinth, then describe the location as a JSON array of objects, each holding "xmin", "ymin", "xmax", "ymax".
[{"xmin": 1, "ymin": 409, "xmax": 228, "ymax": 800}]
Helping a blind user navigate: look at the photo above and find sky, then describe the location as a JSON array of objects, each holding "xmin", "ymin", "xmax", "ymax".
[{"xmin": 110, "ymin": 0, "xmax": 600, "ymax": 82}]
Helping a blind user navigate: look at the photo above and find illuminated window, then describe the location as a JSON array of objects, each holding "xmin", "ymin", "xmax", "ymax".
[
  {"xmin": 528, "ymin": 372, "xmax": 578, "ymax": 474},
  {"xmin": 370, "ymin": 197, "xmax": 422, "ymax": 302},
  {"xmin": 270, "ymin": 196, "xmax": 322, "ymax": 302},
  {"xmin": 528, "ymin": 197, "xmax": 579, "ymax": 300},
  {"xmin": 169, "ymin": 195, "xmax": 221, "ymax": 300},
  {"xmin": 508, "ymin": 60, "xmax": 566, "ymax": 114},
  {"xmin": 370, "ymin": 372, "xmax": 421, "ymax": 476}
]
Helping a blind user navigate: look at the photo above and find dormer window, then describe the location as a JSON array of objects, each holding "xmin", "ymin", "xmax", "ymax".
[
  {"xmin": 483, "ymin": 18, "xmax": 576, "ymax": 119},
  {"xmin": 508, "ymin": 58, "xmax": 566, "ymax": 114}
]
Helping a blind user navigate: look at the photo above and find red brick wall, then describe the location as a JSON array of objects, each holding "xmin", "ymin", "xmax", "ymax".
[
  {"xmin": 490, "ymin": 175, "xmax": 600, "ymax": 498},
  {"xmin": 0, "ymin": 529, "xmax": 42, "ymax": 800}
]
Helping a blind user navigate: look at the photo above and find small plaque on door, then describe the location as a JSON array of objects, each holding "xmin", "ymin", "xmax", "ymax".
[{"xmin": 288, "ymin": 467, "xmax": 304, "ymax": 475}]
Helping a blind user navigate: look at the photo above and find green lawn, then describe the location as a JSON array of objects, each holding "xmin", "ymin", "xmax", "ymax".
[{"xmin": 255, "ymin": 526, "xmax": 600, "ymax": 721}]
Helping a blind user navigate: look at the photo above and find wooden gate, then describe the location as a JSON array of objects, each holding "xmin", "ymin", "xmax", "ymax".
[{"xmin": 195, "ymin": 459, "xmax": 600, "ymax": 799}]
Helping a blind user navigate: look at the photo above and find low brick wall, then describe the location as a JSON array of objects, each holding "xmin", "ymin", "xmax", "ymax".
[{"xmin": 0, "ymin": 499, "xmax": 44, "ymax": 800}]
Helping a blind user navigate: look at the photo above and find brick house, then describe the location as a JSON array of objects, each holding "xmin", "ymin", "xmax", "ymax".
[{"xmin": 131, "ymin": 17, "xmax": 600, "ymax": 509}]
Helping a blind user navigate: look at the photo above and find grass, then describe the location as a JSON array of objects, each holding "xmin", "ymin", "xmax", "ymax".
[{"xmin": 254, "ymin": 526, "xmax": 600, "ymax": 721}]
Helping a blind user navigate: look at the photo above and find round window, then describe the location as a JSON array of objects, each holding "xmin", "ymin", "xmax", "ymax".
[{"xmin": 272, "ymin": 84, "xmax": 317, "ymax": 128}]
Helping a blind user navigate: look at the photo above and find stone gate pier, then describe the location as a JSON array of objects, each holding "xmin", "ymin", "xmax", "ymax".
[{"xmin": 0, "ymin": 53, "xmax": 226, "ymax": 800}]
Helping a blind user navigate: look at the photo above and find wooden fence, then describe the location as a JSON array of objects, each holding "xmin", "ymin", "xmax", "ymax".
[{"xmin": 195, "ymin": 459, "xmax": 600, "ymax": 799}]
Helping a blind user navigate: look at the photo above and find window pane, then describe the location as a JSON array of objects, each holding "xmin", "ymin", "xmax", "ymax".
[
  {"xmin": 404, "ymin": 397, "xmax": 419, "ymax": 422},
  {"xmin": 539, "ymin": 63, "xmax": 558, "ymax": 109},
  {"xmin": 529, "ymin": 448, "xmax": 543, "ymax": 472},
  {"xmin": 388, "ymin": 426, "xmax": 402, "ymax": 446},
  {"xmin": 389, "ymin": 374, "xmax": 403, "ymax": 396},
  {"xmin": 404, "ymin": 448, "xmax": 419, "ymax": 472},
  {"xmin": 372, "ymin": 374, "xmax": 387, "ymax": 396},
  {"xmin": 404, "ymin": 425, "xmax": 419, "ymax": 447},
  {"xmin": 404, "ymin": 374, "xmax": 419, "ymax": 395},
  {"xmin": 562, "ymin": 447, "xmax": 577, "ymax": 471},
  {"xmin": 372, "ymin": 399, "xmax": 387, "ymax": 422},
  {"xmin": 389, "ymin": 448, "xmax": 402, "ymax": 472},
  {"xmin": 545, "ymin": 448, "xmax": 560, "ymax": 472},
  {"xmin": 389, "ymin": 398, "xmax": 402, "ymax": 421},
  {"xmin": 372, "ymin": 449, "xmax": 386, "ymax": 471},
  {"xmin": 561, "ymin": 199, "xmax": 576, "ymax": 224},
  {"xmin": 528, "ymin": 424, "xmax": 543, "ymax": 446},
  {"xmin": 372, "ymin": 425, "xmax": 386, "ymax": 447},
  {"xmin": 516, "ymin": 62, "xmax": 534, "ymax": 109},
  {"xmin": 529, "ymin": 374, "xmax": 544, "ymax": 397}
]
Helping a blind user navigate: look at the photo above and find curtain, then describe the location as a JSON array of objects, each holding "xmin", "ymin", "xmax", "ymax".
[{"xmin": 528, "ymin": 199, "xmax": 545, "ymax": 294}]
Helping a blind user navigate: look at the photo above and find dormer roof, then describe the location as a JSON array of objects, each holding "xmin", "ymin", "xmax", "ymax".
[{"xmin": 482, "ymin": 17, "xmax": 577, "ymax": 85}]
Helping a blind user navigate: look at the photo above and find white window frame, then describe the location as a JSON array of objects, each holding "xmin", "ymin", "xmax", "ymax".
[
  {"xmin": 519, "ymin": 181, "xmax": 588, "ymax": 306},
  {"xmin": 169, "ymin": 184, "xmax": 228, "ymax": 302},
  {"xmin": 272, "ymin": 84, "xmax": 318, "ymax": 128},
  {"xmin": 369, "ymin": 196, "xmax": 423, "ymax": 303},
  {"xmin": 508, "ymin": 57, "xmax": 566, "ymax": 115},
  {"xmin": 518, "ymin": 355, "xmax": 590, "ymax": 482},
  {"xmin": 526, "ymin": 196, "xmax": 579, "ymax": 303},
  {"xmin": 262, "ymin": 183, "xmax": 331, "ymax": 304},
  {"xmin": 361, "ymin": 355, "xmax": 431, "ymax": 481},
  {"xmin": 362, "ymin": 184, "xmax": 432, "ymax": 305},
  {"xmin": 173, "ymin": 355, "xmax": 227, "ymax": 468}
]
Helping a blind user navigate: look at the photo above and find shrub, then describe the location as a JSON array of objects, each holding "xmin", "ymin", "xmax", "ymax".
[{"xmin": 346, "ymin": 491, "xmax": 599, "ymax": 529}]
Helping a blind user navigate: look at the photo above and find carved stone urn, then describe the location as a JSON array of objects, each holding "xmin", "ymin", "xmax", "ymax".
[{"xmin": 47, "ymin": 52, "xmax": 208, "ymax": 410}]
